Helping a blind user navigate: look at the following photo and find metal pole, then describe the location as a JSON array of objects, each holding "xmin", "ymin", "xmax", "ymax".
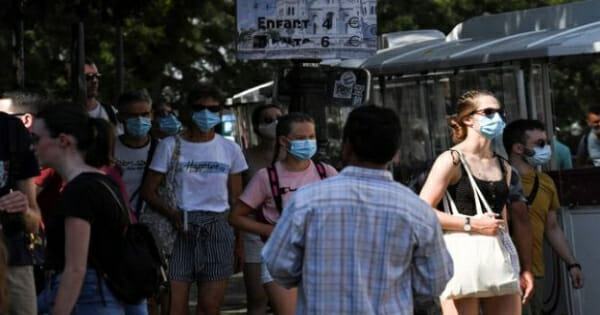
[
  {"xmin": 12, "ymin": 0, "xmax": 25, "ymax": 89},
  {"xmin": 115, "ymin": 22, "xmax": 125, "ymax": 96},
  {"xmin": 71, "ymin": 18, "xmax": 86, "ymax": 108}
]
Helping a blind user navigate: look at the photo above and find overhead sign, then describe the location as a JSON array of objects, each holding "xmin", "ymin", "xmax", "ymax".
[{"xmin": 236, "ymin": 0, "xmax": 377, "ymax": 60}]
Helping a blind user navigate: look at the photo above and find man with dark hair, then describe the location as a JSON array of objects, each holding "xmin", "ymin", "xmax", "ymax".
[
  {"xmin": 0, "ymin": 91, "xmax": 44, "ymax": 131},
  {"xmin": 503, "ymin": 119, "xmax": 583, "ymax": 315},
  {"xmin": 84, "ymin": 60, "xmax": 119, "ymax": 127},
  {"xmin": 114, "ymin": 90, "xmax": 154, "ymax": 218},
  {"xmin": 0, "ymin": 110, "xmax": 41, "ymax": 315},
  {"xmin": 575, "ymin": 106, "xmax": 600, "ymax": 167},
  {"xmin": 263, "ymin": 105, "xmax": 453, "ymax": 314}
]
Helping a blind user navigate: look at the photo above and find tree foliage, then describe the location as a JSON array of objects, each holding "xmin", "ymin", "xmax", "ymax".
[{"xmin": 0, "ymin": 0, "xmax": 585, "ymax": 106}]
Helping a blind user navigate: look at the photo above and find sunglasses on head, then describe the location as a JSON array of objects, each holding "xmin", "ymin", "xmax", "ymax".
[
  {"xmin": 471, "ymin": 108, "xmax": 505, "ymax": 118},
  {"xmin": 191, "ymin": 104, "xmax": 221, "ymax": 113},
  {"xmin": 85, "ymin": 73, "xmax": 102, "ymax": 81}
]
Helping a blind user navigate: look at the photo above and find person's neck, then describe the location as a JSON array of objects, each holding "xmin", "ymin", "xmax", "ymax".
[
  {"xmin": 257, "ymin": 138, "xmax": 275, "ymax": 150},
  {"xmin": 86, "ymin": 97, "xmax": 98, "ymax": 111},
  {"xmin": 458, "ymin": 131, "xmax": 494, "ymax": 159},
  {"xmin": 281, "ymin": 156, "xmax": 311, "ymax": 172},
  {"xmin": 120, "ymin": 134, "xmax": 150, "ymax": 148},
  {"xmin": 510, "ymin": 154, "xmax": 535, "ymax": 176},
  {"xmin": 184, "ymin": 128, "xmax": 215, "ymax": 142},
  {"xmin": 348, "ymin": 160, "xmax": 388, "ymax": 170},
  {"xmin": 55, "ymin": 155, "xmax": 98, "ymax": 182}
]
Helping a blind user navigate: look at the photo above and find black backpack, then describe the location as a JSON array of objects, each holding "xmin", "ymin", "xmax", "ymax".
[{"xmin": 94, "ymin": 178, "xmax": 168, "ymax": 304}]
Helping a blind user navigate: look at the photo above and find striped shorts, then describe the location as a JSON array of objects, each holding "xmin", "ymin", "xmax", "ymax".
[{"xmin": 168, "ymin": 211, "xmax": 235, "ymax": 282}]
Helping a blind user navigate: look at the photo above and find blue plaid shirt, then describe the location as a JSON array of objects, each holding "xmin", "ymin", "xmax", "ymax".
[{"xmin": 262, "ymin": 166, "xmax": 453, "ymax": 315}]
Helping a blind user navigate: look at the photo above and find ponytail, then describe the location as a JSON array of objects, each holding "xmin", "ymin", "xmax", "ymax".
[
  {"xmin": 84, "ymin": 118, "xmax": 114, "ymax": 167},
  {"xmin": 37, "ymin": 103, "xmax": 115, "ymax": 167}
]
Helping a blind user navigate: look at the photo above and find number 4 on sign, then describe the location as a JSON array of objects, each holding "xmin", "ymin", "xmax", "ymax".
[{"xmin": 322, "ymin": 13, "xmax": 333, "ymax": 30}]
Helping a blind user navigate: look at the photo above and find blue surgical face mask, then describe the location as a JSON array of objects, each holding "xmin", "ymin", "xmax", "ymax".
[
  {"xmin": 525, "ymin": 145, "xmax": 552, "ymax": 166},
  {"xmin": 158, "ymin": 114, "xmax": 182, "ymax": 136},
  {"xmin": 287, "ymin": 139, "xmax": 317, "ymax": 161},
  {"xmin": 192, "ymin": 109, "xmax": 221, "ymax": 132},
  {"xmin": 478, "ymin": 113, "xmax": 506, "ymax": 140},
  {"xmin": 125, "ymin": 117, "xmax": 152, "ymax": 138}
]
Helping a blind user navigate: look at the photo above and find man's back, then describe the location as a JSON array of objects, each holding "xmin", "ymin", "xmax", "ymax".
[{"xmin": 263, "ymin": 166, "xmax": 452, "ymax": 315}]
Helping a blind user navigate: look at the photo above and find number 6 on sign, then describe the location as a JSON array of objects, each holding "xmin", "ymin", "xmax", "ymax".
[{"xmin": 321, "ymin": 37, "xmax": 330, "ymax": 47}]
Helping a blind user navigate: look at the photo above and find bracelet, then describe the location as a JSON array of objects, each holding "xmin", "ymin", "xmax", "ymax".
[{"xmin": 567, "ymin": 263, "xmax": 581, "ymax": 271}]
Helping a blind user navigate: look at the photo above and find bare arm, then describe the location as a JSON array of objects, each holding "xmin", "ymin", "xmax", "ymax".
[
  {"xmin": 545, "ymin": 211, "xmax": 583, "ymax": 288},
  {"xmin": 0, "ymin": 178, "xmax": 41, "ymax": 233},
  {"xmin": 51, "ymin": 218, "xmax": 90, "ymax": 315},
  {"xmin": 229, "ymin": 199, "xmax": 274, "ymax": 237},
  {"xmin": 419, "ymin": 151, "xmax": 503, "ymax": 235},
  {"xmin": 17, "ymin": 178, "xmax": 41, "ymax": 233}
]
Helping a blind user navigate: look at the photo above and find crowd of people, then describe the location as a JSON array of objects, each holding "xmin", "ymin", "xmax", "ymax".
[{"xmin": 0, "ymin": 59, "xmax": 588, "ymax": 315}]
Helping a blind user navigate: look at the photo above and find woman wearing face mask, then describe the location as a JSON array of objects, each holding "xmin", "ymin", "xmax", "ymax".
[
  {"xmin": 229, "ymin": 113, "xmax": 337, "ymax": 315},
  {"xmin": 241, "ymin": 104, "xmax": 283, "ymax": 315},
  {"xmin": 151, "ymin": 101, "xmax": 183, "ymax": 139},
  {"xmin": 420, "ymin": 90, "xmax": 521, "ymax": 315},
  {"xmin": 141, "ymin": 85, "xmax": 248, "ymax": 315}
]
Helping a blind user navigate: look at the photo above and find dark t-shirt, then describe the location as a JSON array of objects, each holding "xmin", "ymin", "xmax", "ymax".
[
  {"xmin": 45, "ymin": 173, "xmax": 127, "ymax": 273},
  {"xmin": 0, "ymin": 112, "xmax": 40, "ymax": 265}
]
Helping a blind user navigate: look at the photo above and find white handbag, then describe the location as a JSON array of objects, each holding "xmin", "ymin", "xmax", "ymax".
[{"xmin": 440, "ymin": 151, "xmax": 521, "ymax": 300}]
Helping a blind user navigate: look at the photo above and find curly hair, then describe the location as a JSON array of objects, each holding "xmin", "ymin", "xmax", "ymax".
[{"xmin": 448, "ymin": 90, "xmax": 496, "ymax": 144}]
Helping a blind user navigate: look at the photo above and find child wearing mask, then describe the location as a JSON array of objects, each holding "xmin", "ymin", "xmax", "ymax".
[{"xmin": 230, "ymin": 113, "xmax": 337, "ymax": 315}]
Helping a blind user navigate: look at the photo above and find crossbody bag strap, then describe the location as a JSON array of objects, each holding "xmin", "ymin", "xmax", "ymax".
[
  {"xmin": 266, "ymin": 164, "xmax": 284, "ymax": 213},
  {"xmin": 526, "ymin": 174, "xmax": 540, "ymax": 206},
  {"xmin": 456, "ymin": 151, "xmax": 494, "ymax": 215}
]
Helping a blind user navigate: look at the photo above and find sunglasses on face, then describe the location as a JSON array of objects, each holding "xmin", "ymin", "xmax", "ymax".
[
  {"xmin": 471, "ymin": 108, "xmax": 505, "ymax": 118},
  {"xmin": 85, "ymin": 73, "xmax": 102, "ymax": 81},
  {"xmin": 262, "ymin": 117, "xmax": 279, "ymax": 124},
  {"xmin": 191, "ymin": 105, "xmax": 221, "ymax": 113}
]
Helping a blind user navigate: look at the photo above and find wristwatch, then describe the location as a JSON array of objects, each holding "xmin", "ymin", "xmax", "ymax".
[{"xmin": 463, "ymin": 217, "xmax": 472, "ymax": 232}]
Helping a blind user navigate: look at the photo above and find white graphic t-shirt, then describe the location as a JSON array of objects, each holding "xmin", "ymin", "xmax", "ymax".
[
  {"xmin": 114, "ymin": 138, "xmax": 151, "ymax": 209},
  {"xmin": 149, "ymin": 134, "xmax": 248, "ymax": 212}
]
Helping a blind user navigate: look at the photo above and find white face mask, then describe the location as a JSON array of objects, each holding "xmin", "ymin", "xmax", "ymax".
[{"xmin": 258, "ymin": 121, "xmax": 277, "ymax": 139}]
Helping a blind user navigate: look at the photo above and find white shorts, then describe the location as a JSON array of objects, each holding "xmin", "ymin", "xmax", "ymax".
[
  {"xmin": 260, "ymin": 261, "xmax": 273, "ymax": 284},
  {"xmin": 242, "ymin": 232, "xmax": 265, "ymax": 264}
]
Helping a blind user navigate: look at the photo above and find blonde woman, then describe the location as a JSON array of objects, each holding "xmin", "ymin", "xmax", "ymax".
[{"xmin": 420, "ymin": 90, "xmax": 521, "ymax": 315}]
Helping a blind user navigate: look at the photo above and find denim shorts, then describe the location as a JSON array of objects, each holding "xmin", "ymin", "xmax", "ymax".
[{"xmin": 38, "ymin": 269, "xmax": 125, "ymax": 315}]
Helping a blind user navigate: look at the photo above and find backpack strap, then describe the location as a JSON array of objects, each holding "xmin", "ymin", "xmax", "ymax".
[
  {"xmin": 315, "ymin": 161, "xmax": 327, "ymax": 180},
  {"xmin": 130, "ymin": 137, "xmax": 159, "ymax": 218},
  {"xmin": 526, "ymin": 173, "xmax": 540, "ymax": 206},
  {"xmin": 100, "ymin": 102, "xmax": 118, "ymax": 125},
  {"xmin": 266, "ymin": 164, "xmax": 284, "ymax": 213}
]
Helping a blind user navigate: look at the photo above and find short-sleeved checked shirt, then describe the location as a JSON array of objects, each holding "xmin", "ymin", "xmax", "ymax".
[{"xmin": 262, "ymin": 166, "xmax": 453, "ymax": 315}]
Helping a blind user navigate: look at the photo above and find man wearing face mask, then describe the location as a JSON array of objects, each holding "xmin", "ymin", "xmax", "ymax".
[
  {"xmin": 504, "ymin": 119, "xmax": 584, "ymax": 315},
  {"xmin": 575, "ymin": 106, "xmax": 600, "ymax": 167},
  {"xmin": 114, "ymin": 91, "xmax": 155, "ymax": 220}
]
